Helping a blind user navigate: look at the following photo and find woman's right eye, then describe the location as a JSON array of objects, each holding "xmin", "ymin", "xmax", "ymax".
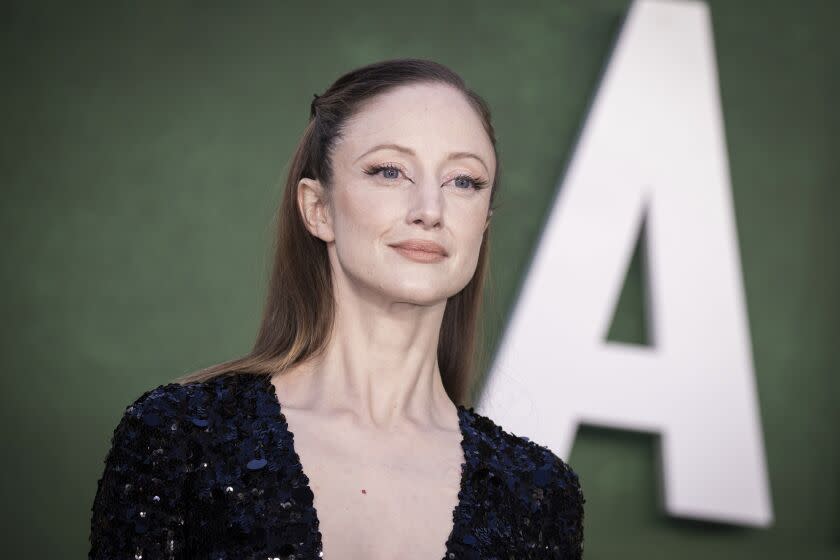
[{"xmin": 363, "ymin": 164, "xmax": 405, "ymax": 181}]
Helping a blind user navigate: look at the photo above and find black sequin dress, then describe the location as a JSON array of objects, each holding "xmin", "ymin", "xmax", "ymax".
[{"xmin": 89, "ymin": 372, "xmax": 585, "ymax": 559}]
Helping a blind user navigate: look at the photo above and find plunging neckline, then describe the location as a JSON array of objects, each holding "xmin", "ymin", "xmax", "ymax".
[{"xmin": 261, "ymin": 374, "xmax": 471, "ymax": 560}]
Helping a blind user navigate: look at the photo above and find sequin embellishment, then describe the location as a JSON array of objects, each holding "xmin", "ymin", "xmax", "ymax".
[{"xmin": 89, "ymin": 372, "xmax": 585, "ymax": 559}]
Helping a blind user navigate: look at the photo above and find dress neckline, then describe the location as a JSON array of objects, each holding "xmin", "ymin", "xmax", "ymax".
[{"xmin": 259, "ymin": 373, "xmax": 471, "ymax": 560}]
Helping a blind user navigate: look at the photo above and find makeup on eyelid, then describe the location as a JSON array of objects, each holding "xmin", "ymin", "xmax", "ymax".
[{"xmin": 361, "ymin": 162, "xmax": 488, "ymax": 190}]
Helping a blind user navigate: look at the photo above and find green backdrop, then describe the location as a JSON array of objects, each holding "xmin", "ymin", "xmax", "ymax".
[{"xmin": 2, "ymin": 0, "xmax": 837, "ymax": 557}]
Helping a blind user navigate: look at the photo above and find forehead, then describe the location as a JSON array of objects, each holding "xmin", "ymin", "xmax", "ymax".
[{"xmin": 337, "ymin": 83, "xmax": 496, "ymax": 173}]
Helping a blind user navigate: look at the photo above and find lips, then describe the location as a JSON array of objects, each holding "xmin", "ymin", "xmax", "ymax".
[{"xmin": 388, "ymin": 240, "xmax": 448, "ymax": 256}]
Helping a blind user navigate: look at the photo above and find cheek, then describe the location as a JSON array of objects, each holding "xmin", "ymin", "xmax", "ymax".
[
  {"xmin": 331, "ymin": 182, "xmax": 391, "ymax": 251},
  {"xmin": 470, "ymin": 212, "xmax": 487, "ymax": 262},
  {"xmin": 450, "ymin": 210, "xmax": 489, "ymax": 272},
  {"xmin": 461, "ymin": 209, "xmax": 490, "ymax": 248}
]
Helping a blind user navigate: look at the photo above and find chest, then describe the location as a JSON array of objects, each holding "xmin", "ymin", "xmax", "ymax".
[
  {"xmin": 186, "ymin": 410, "xmax": 542, "ymax": 559},
  {"xmin": 292, "ymin": 423, "xmax": 466, "ymax": 560}
]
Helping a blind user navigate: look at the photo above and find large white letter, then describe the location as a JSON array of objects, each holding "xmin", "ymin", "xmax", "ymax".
[{"xmin": 477, "ymin": 0, "xmax": 773, "ymax": 527}]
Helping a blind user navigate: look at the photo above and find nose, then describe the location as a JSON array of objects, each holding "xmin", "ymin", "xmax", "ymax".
[{"xmin": 406, "ymin": 177, "xmax": 444, "ymax": 228}]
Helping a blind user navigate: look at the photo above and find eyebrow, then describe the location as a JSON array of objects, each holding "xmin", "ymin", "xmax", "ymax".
[{"xmin": 353, "ymin": 143, "xmax": 490, "ymax": 175}]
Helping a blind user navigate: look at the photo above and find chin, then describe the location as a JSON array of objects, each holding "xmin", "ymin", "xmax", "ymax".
[{"xmin": 386, "ymin": 283, "xmax": 452, "ymax": 306}]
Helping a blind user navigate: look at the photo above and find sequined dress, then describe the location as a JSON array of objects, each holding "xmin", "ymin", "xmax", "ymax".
[{"xmin": 88, "ymin": 372, "xmax": 585, "ymax": 559}]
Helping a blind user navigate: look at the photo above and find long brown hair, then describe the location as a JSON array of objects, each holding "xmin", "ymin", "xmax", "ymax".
[{"xmin": 174, "ymin": 58, "xmax": 502, "ymax": 406}]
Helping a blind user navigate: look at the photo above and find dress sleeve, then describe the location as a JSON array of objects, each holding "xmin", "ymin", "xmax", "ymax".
[
  {"xmin": 562, "ymin": 465, "xmax": 585, "ymax": 559},
  {"xmin": 540, "ymin": 456, "xmax": 586, "ymax": 559},
  {"xmin": 88, "ymin": 386, "xmax": 189, "ymax": 559}
]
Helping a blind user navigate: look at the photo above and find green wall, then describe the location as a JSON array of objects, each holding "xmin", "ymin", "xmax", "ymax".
[{"xmin": 2, "ymin": 1, "xmax": 837, "ymax": 557}]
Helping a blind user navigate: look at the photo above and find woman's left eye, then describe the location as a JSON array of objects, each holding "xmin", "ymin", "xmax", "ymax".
[{"xmin": 451, "ymin": 174, "xmax": 489, "ymax": 190}]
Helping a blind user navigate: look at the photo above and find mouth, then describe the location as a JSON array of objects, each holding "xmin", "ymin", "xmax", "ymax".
[
  {"xmin": 388, "ymin": 240, "xmax": 447, "ymax": 255},
  {"xmin": 389, "ymin": 243, "xmax": 448, "ymax": 263}
]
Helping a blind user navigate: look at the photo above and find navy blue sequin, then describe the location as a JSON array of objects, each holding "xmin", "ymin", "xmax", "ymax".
[{"xmin": 89, "ymin": 372, "xmax": 585, "ymax": 559}]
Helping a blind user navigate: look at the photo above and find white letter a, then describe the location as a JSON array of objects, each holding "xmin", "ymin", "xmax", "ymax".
[{"xmin": 478, "ymin": 0, "xmax": 773, "ymax": 528}]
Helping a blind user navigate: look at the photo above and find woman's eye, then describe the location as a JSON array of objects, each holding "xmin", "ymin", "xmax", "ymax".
[
  {"xmin": 451, "ymin": 174, "xmax": 489, "ymax": 191},
  {"xmin": 363, "ymin": 164, "xmax": 489, "ymax": 191},
  {"xmin": 363, "ymin": 164, "xmax": 405, "ymax": 181}
]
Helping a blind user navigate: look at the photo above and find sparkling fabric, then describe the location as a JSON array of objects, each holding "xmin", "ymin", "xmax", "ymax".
[{"xmin": 89, "ymin": 372, "xmax": 585, "ymax": 559}]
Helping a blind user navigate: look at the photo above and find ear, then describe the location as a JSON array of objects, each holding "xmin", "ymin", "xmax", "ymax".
[
  {"xmin": 483, "ymin": 209, "xmax": 494, "ymax": 232},
  {"xmin": 297, "ymin": 177, "xmax": 335, "ymax": 242}
]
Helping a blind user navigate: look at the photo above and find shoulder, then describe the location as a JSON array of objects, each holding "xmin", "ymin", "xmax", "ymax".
[
  {"xmin": 462, "ymin": 407, "xmax": 585, "ymax": 555},
  {"xmin": 119, "ymin": 371, "xmax": 263, "ymax": 427},
  {"xmin": 103, "ymin": 372, "xmax": 268, "ymax": 460},
  {"xmin": 119, "ymin": 379, "xmax": 203, "ymax": 429},
  {"xmin": 98, "ymin": 371, "xmax": 271, "ymax": 467},
  {"xmin": 102, "ymin": 372, "xmax": 268, "ymax": 468},
  {"xmin": 463, "ymin": 406, "xmax": 585, "ymax": 519},
  {"xmin": 464, "ymin": 406, "xmax": 582, "ymax": 487}
]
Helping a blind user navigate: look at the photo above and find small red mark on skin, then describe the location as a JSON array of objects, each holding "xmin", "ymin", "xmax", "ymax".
[{"xmin": 361, "ymin": 489, "xmax": 366, "ymax": 494}]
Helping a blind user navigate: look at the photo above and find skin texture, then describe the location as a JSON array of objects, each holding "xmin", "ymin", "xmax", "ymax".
[{"xmin": 270, "ymin": 82, "xmax": 496, "ymax": 560}]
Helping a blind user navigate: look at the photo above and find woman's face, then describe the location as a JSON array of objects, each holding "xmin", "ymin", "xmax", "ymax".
[{"xmin": 299, "ymin": 82, "xmax": 496, "ymax": 306}]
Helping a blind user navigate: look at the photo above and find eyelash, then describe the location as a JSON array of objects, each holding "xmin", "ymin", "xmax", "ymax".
[{"xmin": 362, "ymin": 163, "xmax": 489, "ymax": 191}]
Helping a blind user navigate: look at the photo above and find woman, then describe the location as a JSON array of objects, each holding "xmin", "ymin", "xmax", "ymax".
[{"xmin": 89, "ymin": 57, "xmax": 585, "ymax": 560}]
